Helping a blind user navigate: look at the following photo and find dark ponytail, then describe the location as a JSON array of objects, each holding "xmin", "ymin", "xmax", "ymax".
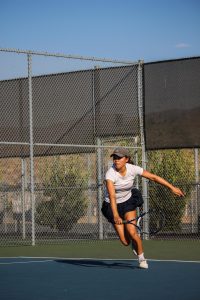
[{"xmin": 127, "ymin": 156, "xmax": 134, "ymax": 164}]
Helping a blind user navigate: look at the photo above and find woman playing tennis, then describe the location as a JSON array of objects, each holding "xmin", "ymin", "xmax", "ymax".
[{"xmin": 101, "ymin": 147, "xmax": 184, "ymax": 269}]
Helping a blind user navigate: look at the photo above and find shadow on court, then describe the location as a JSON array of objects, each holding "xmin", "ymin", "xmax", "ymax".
[
  {"xmin": 55, "ymin": 259, "xmax": 138, "ymax": 269},
  {"xmin": 0, "ymin": 258, "xmax": 200, "ymax": 300}
]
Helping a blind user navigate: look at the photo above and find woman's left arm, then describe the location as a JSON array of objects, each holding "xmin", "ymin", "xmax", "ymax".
[{"xmin": 141, "ymin": 170, "xmax": 185, "ymax": 197}]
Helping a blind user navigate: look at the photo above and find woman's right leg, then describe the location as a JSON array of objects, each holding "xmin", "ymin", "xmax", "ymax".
[
  {"xmin": 124, "ymin": 210, "xmax": 144, "ymax": 255},
  {"xmin": 124, "ymin": 211, "xmax": 148, "ymax": 269},
  {"xmin": 113, "ymin": 223, "xmax": 130, "ymax": 246}
]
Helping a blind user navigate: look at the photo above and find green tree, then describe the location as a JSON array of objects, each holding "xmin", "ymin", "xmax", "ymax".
[
  {"xmin": 147, "ymin": 149, "xmax": 194, "ymax": 230},
  {"xmin": 36, "ymin": 156, "xmax": 87, "ymax": 232}
]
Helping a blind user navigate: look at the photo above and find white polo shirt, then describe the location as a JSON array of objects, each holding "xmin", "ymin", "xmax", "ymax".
[{"xmin": 105, "ymin": 163, "xmax": 143, "ymax": 204}]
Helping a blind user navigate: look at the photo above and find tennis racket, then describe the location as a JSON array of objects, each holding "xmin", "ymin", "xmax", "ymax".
[{"xmin": 122, "ymin": 208, "xmax": 165, "ymax": 236}]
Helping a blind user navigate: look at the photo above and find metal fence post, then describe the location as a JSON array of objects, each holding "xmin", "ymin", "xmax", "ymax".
[
  {"xmin": 138, "ymin": 60, "xmax": 149, "ymax": 236},
  {"xmin": 93, "ymin": 66, "xmax": 104, "ymax": 240},
  {"xmin": 195, "ymin": 148, "xmax": 200, "ymax": 233},
  {"xmin": 27, "ymin": 54, "xmax": 35, "ymax": 246},
  {"xmin": 21, "ymin": 158, "xmax": 26, "ymax": 239},
  {"xmin": 195, "ymin": 148, "xmax": 199, "ymax": 183},
  {"xmin": 97, "ymin": 138, "xmax": 103, "ymax": 240}
]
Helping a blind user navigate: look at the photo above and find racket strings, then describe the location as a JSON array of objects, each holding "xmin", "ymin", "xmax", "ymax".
[{"xmin": 139, "ymin": 209, "xmax": 165, "ymax": 235}]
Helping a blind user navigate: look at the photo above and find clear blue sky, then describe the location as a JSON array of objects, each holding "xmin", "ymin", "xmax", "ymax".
[{"xmin": 0, "ymin": 0, "xmax": 199, "ymax": 62}]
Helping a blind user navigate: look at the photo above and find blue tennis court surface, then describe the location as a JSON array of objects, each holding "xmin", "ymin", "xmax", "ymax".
[{"xmin": 0, "ymin": 257, "xmax": 200, "ymax": 300}]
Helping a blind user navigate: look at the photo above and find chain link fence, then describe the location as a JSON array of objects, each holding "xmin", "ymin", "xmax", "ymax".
[
  {"xmin": 0, "ymin": 48, "xmax": 199, "ymax": 246},
  {"xmin": 147, "ymin": 149, "xmax": 200, "ymax": 240},
  {"xmin": 0, "ymin": 144, "xmax": 142, "ymax": 245}
]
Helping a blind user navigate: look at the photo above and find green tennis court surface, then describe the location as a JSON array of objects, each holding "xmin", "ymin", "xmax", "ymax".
[
  {"xmin": 0, "ymin": 240, "xmax": 200, "ymax": 300},
  {"xmin": 0, "ymin": 240, "xmax": 199, "ymax": 261}
]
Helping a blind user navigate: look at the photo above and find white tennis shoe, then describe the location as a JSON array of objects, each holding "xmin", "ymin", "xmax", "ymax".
[{"xmin": 139, "ymin": 260, "xmax": 148, "ymax": 269}]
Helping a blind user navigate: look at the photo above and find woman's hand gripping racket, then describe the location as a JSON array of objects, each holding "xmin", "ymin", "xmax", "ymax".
[{"xmin": 123, "ymin": 208, "xmax": 165, "ymax": 236}]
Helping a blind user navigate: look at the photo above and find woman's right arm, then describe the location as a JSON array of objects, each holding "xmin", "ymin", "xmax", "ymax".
[{"xmin": 106, "ymin": 179, "xmax": 122, "ymax": 224}]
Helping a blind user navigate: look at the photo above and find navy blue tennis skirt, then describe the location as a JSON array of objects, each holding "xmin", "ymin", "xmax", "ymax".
[{"xmin": 101, "ymin": 188, "xmax": 143, "ymax": 223}]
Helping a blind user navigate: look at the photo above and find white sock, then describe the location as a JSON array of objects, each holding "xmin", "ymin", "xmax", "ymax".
[{"xmin": 138, "ymin": 253, "xmax": 145, "ymax": 262}]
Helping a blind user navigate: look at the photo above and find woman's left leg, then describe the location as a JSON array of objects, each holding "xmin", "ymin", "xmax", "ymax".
[
  {"xmin": 124, "ymin": 210, "xmax": 148, "ymax": 268},
  {"xmin": 124, "ymin": 210, "xmax": 143, "ymax": 255}
]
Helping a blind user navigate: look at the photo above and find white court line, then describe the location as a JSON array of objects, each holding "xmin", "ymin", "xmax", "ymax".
[
  {"xmin": 144, "ymin": 258, "xmax": 200, "ymax": 264},
  {"xmin": 0, "ymin": 257, "xmax": 199, "ymax": 265},
  {"xmin": 32, "ymin": 257, "xmax": 200, "ymax": 264},
  {"xmin": 0, "ymin": 259, "xmax": 53, "ymax": 265},
  {"xmin": 10, "ymin": 257, "xmax": 200, "ymax": 264}
]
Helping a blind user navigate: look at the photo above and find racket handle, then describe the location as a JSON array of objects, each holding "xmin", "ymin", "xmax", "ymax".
[{"xmin": 122, "ymin": 220, "xmax": 128, "ymax": 224}]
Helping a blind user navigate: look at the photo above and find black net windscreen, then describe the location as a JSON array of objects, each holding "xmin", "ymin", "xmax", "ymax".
[
  {"xmin": 94, "ymin": 66, "xmax": 139, "ymax": 137},
  {"xmin": 144, "ymin": 57, "xmax": 200, "ymax": 150},
  {"xmin": 0, "ymin": 65, "xmax": 139, "ymax": 158},
  {"xmin": 2, "ymin": 56, "xmax": 199, "ymax": 158}
]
